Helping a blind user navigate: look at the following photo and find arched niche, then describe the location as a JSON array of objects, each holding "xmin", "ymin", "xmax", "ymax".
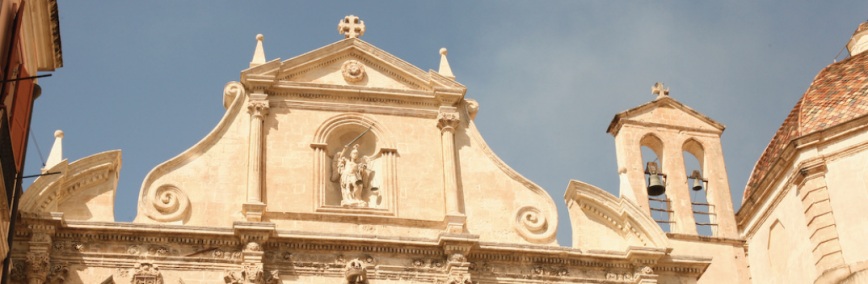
[{"xmin": 311, "ymin": 114, "xmax": 397, "ymax": 216}]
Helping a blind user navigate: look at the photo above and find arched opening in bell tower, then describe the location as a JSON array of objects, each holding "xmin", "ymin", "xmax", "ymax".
[
  {"xmin": 683, "ymin": 138, "xmax": 715, "ymax": 236},
  {"xmin": 640, "ymin": 134, "xmax": 671, "ymax": 233}
]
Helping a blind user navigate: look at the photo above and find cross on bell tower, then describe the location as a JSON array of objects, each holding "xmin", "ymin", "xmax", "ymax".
[
  {"xmin": 338, "ymin": 15, "xmax": 366, "ymax": 39},
  {"xmin": 651, "ymin": 82, "xmax": 669, "ymax": 97}
]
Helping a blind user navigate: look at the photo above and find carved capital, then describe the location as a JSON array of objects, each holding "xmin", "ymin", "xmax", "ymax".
[
  {"xmin": 25, "ymin": 252, "xmax": 50, "ymax": 283},
  {"xmin": 247, "ymin": 100, "xmax": 270, "ymax": 118},
  {"xmin": 437, "ymin": 111, "xmax": 460, "ymax": 131}
]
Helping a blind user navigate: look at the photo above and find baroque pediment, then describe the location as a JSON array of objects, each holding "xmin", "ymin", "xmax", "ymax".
[
  {"xmin": 607, "ymin": 96, "xmax": 725, "ymax": 136},
  {"xmin": 241, "ymin": 38, "xmax": 465, "ymax": 101}
]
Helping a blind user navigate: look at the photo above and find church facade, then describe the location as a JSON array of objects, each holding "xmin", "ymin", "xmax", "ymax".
[{"xmin": 7, "ymin": 16, "xmax": 868, "ymax": 284}]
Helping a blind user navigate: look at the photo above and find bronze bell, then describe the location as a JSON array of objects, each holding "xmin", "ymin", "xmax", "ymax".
[
  {"xmin": 690, "ymin": 170, "xmax": 704, "ymax": 191},
  {"xmin": 646, "ymin": 162, "xmax": 666, "ymax": 196}
]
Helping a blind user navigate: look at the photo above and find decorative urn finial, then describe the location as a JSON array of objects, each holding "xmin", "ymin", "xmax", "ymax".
[{"xmin": 338, "ymin": 15, "xmax": 366, "ymax": 39}]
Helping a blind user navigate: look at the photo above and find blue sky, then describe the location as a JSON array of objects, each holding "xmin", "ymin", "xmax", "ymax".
[{"xmin": 25, "ymin": 2, "xmax": 868, "ymax": 245}]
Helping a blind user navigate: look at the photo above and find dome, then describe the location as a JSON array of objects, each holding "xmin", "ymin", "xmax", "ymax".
[{"xmin": 744, "ymin": 51, "xmax": 868, "ymax": 201}]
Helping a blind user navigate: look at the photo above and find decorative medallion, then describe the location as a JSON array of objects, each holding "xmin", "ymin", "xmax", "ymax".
[{"xmin": 341, "ymin": 60, "xmax": 366, "ymax": 83}]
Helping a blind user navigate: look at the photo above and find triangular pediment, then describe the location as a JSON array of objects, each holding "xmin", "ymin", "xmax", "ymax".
[
  {"xmin": 607, "ymin": 96, "xmax": 725, "ymax": 135},
  {"xmin": 242, "ymin": 38, "xmax": 464, "ymax": 94}
]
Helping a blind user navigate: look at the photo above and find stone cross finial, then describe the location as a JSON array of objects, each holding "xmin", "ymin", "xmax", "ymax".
[
  {"xmin": 338, "ymin": 15, "xmax": 365, "ymax": 39},
  {"xmin": 651, "ymin": 82, "xmax": 669, "ymax": 97}
]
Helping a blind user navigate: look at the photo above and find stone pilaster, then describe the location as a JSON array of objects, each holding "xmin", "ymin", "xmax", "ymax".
[
  {"xmin": 227, "ymin": 222, "xmax": 278, "ymax": 283},
  {"xmin": 25, "ymin": 223, "xmax": 56, "ymax": 284},
  {"xmin": 441, "ymin": 238, "xmax": 475, "ymax": 284},
  {"xmin": 793, "ymin": 162, "xmax": 847, "ymax": 282},
  {"xmin": 244, "ymin": 94, "xmax": 269, "ymax": 222},
  {"xmin": 437, "ymin": 107, "xmax": 464, "ymax": 233}
]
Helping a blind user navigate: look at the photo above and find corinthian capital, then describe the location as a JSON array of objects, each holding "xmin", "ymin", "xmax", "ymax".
[
  {"xmin": 437, "ymin": 111, "xmax": 460, "ymax": 131},
  {"xmin": 247, "ymin": 101, "xmax": 270, "ymax": 118},
  {"xmin": 25, "ymin": 252, "xmax": 50, "ymax": 283}
]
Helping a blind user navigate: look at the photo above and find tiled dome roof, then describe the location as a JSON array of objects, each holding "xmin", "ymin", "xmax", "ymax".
[{"xmin": 744, "ymin": 52, "xmax": 868, "ymax": 201}]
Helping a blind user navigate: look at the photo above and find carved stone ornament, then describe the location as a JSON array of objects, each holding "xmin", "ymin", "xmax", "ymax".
[
  {"xmin": 224, "ymin": 263, "xmax": 279, "ymax": 284},
  {"xmin": 132, "ymin": 262, "xmax": 163, "ymax": 284},
  {"xmin": 437, "ymin": 112, "xmax": 460, "ymax": 130},
  {"xmin": 25, "ymin": 252, "xmax": 51, "ymax": 282},
  {"xmin": 247, "ymin": 101, "xmax": 270, "ymax": 118},
  {"xmin": 447, "ymin": 274, "xmax": 473, "ymax": 284},
  {"xmin": 146, "ymin": 184, "xmax": 191, "ymax": 222},
  {"xmin": 332, "ymin": 144, "xmax": 374, "ymax": 208},
  {"xmin": 47, "ymin": 264, "xmax": 69, "ymax": 284},
  {"xmin": 341, "ymin": 60, "xmax": 366, "ymax": 83},
  {"xmin": 338, "ymin": 15, "xmax": 366, "ymax": 39},
  {"xmin": 244, "ymin": 242, "xmax": 262, "ymax": 252},
  {"xmin": 10, "ymin": 260, "xmax": 26, "ymax": 282},
  {"xmin": 344, "ymin": 258, "xmax": 368, "ymax": 284}
]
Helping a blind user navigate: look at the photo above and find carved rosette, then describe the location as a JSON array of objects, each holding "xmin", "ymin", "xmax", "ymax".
[
  {"xmin": 146, "ymin": 184, "xmax": 191, "ymax": 222},
  {"xmin": 341, "ymin": 60, "xmax": 366, "ymax": 83},
  {"xmin": 247, "ymin": 101, "xmax": 270, "ymax": 118},
  {"xmin": 437, "ymin": 111, "xmax": 460, "ymax": 131}
]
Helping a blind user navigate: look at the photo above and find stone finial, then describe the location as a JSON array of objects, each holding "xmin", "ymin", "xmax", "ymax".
[
  {"xmin": 42, "ymin": 130, "xmax": 63, "ymax": 173},
  {"xmin": 338, "ymin": 15, "xmax": 365, "ymax": 39},
  {"xmin": 651, "ymin": 82, "xmax": 669, "ymax": 98},
  {"xmin": 250, "ymin": 34, "xmax": 266, "ymax": 68},
  {"xmin": 847, "ymin": 21, "xmax": 868, "ymax": 56},
  {"xmin": 438, "ymin": 48, "xmax": 455, "ymax": 79}
]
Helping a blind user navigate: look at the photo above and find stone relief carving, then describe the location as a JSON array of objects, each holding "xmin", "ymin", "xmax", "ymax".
[
  {"xmin": 437, "ymin": 112, "xmax": 460, "ymax": 131},
  {"xmin": 145, "ymin": 184, "xmax": 191, "ymax": 222},
  {"xmin": 223, "ymin": 81, "xmax": 246, "ymax": 109},
  {"xmin": 224, "ymin": 263, "xmax": 279, "ymax": 284},
  {"xmin": 531, "ymin": 265, "xmax": 568, "ymax": 276},
  {"xmin": 344, "ymin": 258, "xmax": 368, "ymax": 284},
  {"xmin": 332, "ymin": 144, "xmax": 374, "ymax": 208},
  {"xmin": 247, "ymin": 101, "xmax": 270, "ymax": 118},
  {"xmin": 341, "ymin": 60, "xmax": 366, "ymax": 83},
  {"xmin": 10, "ymin": 260, "xmax": 26, "ymax": 282},
  {"xmin": 132, "ymin": 262, "xmax": 163, "ymax": 284},
  {"xmin": 46, "ymin": 264, "xmax": 69, "ymax": 284},
  {"xmin": 25, "ymin": 252, "xmax": 51, "ymax": 283},
  {"xmin": 446, "ymin": 274, "xmax": 473, "ymax": 284},
  {"xmin": 513, "ymin": 206, "xmax": 553, "ymax": 243}
]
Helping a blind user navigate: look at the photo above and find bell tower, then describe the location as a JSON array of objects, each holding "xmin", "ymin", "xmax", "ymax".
[{"xmin": 606, "ymin": 83, "xmax": 738, "ymax": 238}]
